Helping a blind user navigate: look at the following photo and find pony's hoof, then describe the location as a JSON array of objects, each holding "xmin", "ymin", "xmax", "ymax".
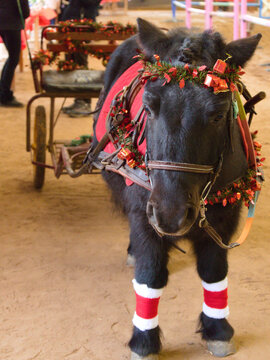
[
  {"xmin": 126, "ymin": 254, "xmax": 136, "ymax": 267},
  {"xmin": 207, "ymin": 340, "xmax": 236, "ymax": 357},
  {"xmin": 130, "ymin": 351, "xmax": 159, "ymax": 360}
]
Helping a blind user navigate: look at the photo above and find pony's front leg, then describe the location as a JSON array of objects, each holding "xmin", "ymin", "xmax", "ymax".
[
  {"xmin": 193, "ymin": 237, "xmax": 236, "ymax": 357},
  {"xmin": 128, "ymin": 214, "xmax": 170, "ymax": 360}
]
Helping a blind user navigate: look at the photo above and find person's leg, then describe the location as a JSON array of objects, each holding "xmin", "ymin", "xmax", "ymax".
[
  {"xmin": 62, "ymin": 52, "xmax": 91, "ymax": 116},
  {"xmin": 0, "ymin": 30, "xmax": 22, "ymax": 106}
]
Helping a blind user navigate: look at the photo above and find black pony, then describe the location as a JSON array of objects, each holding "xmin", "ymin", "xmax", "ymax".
[{"xmin": 92, "ymin": 19, "xmax": 261, "ymax": 359}]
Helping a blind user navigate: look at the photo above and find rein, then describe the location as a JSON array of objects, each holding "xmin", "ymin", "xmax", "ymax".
[{"xmin": 83, "ymin": 69, "xmax": 263, "ymax": 251}]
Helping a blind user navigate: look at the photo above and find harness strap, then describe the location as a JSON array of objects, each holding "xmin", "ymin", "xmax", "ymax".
[
  {"xmin": 84, "ymin": 132, "xmax": 110, "ymax": 166},
  {"xmin": 201, "ymin": 220, "xmax": 240, "ymax": 249},
  {"xmin": 147, "ymin": 161, "xmax": 214, "ymax": 174},
  {"xmin": 235, "ymin": 91, "xmax": 257, "ymax": 169},
  {"xmin": 96, "ymin": 151, "xmax": 151, "ymax": 191},
  {"xmin": 232, "ymin": 179, "xmax": 262, "ymax": 246},
  {"xmin": 199, "ymin": 91, "xmax": 263, "ymax": 250}
]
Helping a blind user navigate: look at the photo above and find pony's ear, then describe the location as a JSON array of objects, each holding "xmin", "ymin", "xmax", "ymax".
[
  {"xmin": 137, "ymin": 18, "xmax": 170, "ymax": 59},
  {"xmin": 225, "ymin": 34, "xmax": 262, "ymax": 67}
]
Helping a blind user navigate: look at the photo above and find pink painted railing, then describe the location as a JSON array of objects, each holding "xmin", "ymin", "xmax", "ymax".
[
  {"xmin": 180, "ymin": 0, "xmax": 238, "ymax": 38},
  {"xmin": 172, "ymin": 0, "xmax": 270, "ymax": 39},
  {"xmin": 240, "ymin": 0, "xmax": 270, "ymax": 37}
]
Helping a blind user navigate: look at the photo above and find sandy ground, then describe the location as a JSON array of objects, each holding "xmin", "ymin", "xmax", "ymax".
[{"xmin": 0, "ymin": 9, "xmax": 270, "ymax": 360}]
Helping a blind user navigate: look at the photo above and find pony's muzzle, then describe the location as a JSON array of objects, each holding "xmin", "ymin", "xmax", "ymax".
[{"xmin": 146, "ymin": 200, "xmax": 197, "ymax": 237}]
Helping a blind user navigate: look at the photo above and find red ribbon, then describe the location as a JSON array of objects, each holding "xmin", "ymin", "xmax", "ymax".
[
  {"xmin": 135, "ymin": 293, "xmax": 160, "ymax": 319},
  {"xmin": 204, "ymin": 288, "xmax": 228, "ymax": 309}
]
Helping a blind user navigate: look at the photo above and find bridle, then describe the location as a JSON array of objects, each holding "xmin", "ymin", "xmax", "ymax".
[{"xmin": 146, "ymin": 149, "xmax": 237, "ymax": 249}]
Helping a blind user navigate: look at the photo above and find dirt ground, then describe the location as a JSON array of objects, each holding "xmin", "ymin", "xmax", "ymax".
[{"xmin": 0, "ymin": 9, "xmax": 270, "ymax": 360}]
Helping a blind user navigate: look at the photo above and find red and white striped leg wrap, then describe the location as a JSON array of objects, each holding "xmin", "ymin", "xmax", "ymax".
[
  {"xmin": 132, "ymin": 279, "xmax": 163, "ymax": 332},
  {"xmin": 202, "ymin": 277, "xmax": 229, "ymax": 319}
]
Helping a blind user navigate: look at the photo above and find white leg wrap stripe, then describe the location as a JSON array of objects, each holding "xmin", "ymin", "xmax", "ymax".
[
  {"xmin": 132, "ymin": 312, "xmax": 159, "ymax": 331},
  {"xmin": 203, "ymin": 302, "xmax": 230, "ymax": 319},
  {"xmin": 202, "ymin": 277, "xmax": 228, "ymax": 292},
  {"xmin": 132, "ymin": 279, "xmax": 163, "ymax": 298}
]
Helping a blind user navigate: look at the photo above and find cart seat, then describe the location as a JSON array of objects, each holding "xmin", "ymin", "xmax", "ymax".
[{"xmin": 42, "ymin": 69, "xmax": 104, "ymax": 93}]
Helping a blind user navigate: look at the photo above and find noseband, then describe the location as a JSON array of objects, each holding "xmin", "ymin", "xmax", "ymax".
[{"xmin": 146, "ymin": 150, "xmax": 238, "ymax": 250}]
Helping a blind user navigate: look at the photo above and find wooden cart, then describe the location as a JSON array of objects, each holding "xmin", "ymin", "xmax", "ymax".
[{"xmin": 26, "ymin": 23, "xmax": 136, "ymax": 189}]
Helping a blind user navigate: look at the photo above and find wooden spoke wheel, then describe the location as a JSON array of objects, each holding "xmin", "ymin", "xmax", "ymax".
[{"xmin": 32, "ymin": 106, "xmax": 47, "ymax": 189}]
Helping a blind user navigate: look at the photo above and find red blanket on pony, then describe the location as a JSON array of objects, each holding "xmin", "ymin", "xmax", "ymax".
[{"xmin": 95, "ymin": 62, "xmax": 146, "ymax": 156}]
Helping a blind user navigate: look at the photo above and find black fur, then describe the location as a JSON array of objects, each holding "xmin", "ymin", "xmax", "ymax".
[
  {"xmin": 198, "ymin": 313, "xmax": 234, "ymax": 341},
  {"xmin": 93, "ymin": 18, "xmax": 261, "ymax": 357},
  {"xmin": 129, "ymin": 327, "xmax": 162, "ymax": 356}
]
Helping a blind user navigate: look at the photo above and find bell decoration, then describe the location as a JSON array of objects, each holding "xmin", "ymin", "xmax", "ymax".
[
  {"xmin": 192, "ymin": 69, "xmax": 198, "ymax": 78},
  {"xmin": 213, "ymin": 59, "xmax": 227, "ymax": 74},
  {"xmin": 127, "ymin": 158, "xmax": 137, "ymax": 168},
  {"xmin": 204, "ymin": 74, "xmax": 219, "ymax": 87},
  {"xmin": 214, "ymin": 78, "xmax": 228, "ymax": 94},
  {"xmin": 213, "ymin": 53, "xmax": 232, "ymax": 74},
  {"xmin": 204, "ymin": 74, "xmax": 229, "ymax": 93},
  {"xmin": 118, "ymin": 148, "xmax": 132, "ymax": 160}
]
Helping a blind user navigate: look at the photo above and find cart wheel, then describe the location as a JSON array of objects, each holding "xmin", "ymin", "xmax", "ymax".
[{"xmin": 32, "ymin": 105, "xmax": 46, "ymax": 189}]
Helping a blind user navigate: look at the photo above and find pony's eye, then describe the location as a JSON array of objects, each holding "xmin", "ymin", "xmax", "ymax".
[
  {"xmin": 213, "ymin": 114, "xmax": 225, "ymax": 123},
  {"xmin": 144, "ymin": 105, "xmax": 152, "ymax": 116}
]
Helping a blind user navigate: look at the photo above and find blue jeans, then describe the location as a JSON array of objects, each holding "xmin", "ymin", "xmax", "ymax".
[{"xmin": 0, "ymin": 29, "xmax": 21, "ymax": 103}]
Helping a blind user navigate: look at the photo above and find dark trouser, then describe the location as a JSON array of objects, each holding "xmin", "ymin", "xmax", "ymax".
[{"xmin": 0, "ymin": 29, "xmax": 21, "ymax": 103}]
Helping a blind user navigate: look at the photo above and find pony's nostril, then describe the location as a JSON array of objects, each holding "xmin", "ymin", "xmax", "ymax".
[
  {"xmin": 147, "ymin": 201, "xmax": 156, "ymax": 222},
  {"xmin": 178, "ymin": 205, "xmax": 196, "ymax": 229},
  {"xmin": 178, "ymin": 209, "xmax": 188, "ymax": 228},
  {"xmin": 147, "ymin": 202, "xmax": 153, "ymax": 217},
  {"xmin": 186, "ymin": 205, "xmax": 196, "ymax": 224},
  {"xmin": 147, "ymin": 201, "xmax": 160, "ymax": 228}
]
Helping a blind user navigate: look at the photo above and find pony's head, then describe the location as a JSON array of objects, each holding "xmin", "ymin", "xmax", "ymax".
[{"xmin": 137, "ymin": 18, "xmax": 261, "ymax": 236}]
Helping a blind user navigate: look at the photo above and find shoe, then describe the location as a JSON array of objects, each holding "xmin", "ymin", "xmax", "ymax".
[
  {"xmin": 62, "ymin": 101, "xmax": 77, "ymax": 114},
  {"xmin": 68, "ymin": 100, "xmax": 92, "ymax": 118},
  {"xmin": 0, "ymin": 97, "xmax": 23, "ymax": 107}
]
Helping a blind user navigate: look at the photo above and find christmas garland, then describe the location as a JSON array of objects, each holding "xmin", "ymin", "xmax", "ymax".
[
  {"xmin": 54, "ymin": 19, "xmax": 137, "ymax": 36},
  {"xmin": 110, "ymin": 102, "xmax": 146, "ymax": 170},
  {"xmin": 32, "ymin": 21, "xmax": 137, "ymax": 70},
  {"xmin": 137, "ymin": 53, "xmax": 244, "ymax": 94},
  {"xmin": 206, "ymin": 135, "xmax": 264, "ymax": 207}
]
